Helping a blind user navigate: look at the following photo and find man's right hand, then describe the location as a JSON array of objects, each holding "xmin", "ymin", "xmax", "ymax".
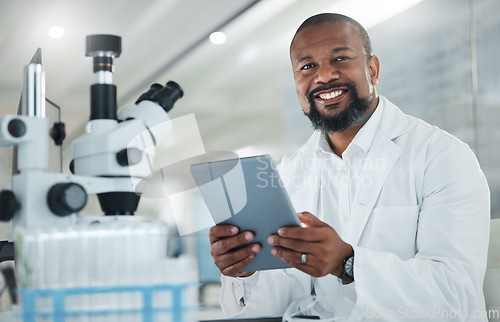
[{"xmin": 209, "ymin": 225, "xmax": 260, "ymax": 277}]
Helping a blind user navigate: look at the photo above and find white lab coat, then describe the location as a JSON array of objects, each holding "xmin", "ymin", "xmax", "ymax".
[{"xmin": 220, "ymin": 96, "xmax": 490, "ymax": 321}]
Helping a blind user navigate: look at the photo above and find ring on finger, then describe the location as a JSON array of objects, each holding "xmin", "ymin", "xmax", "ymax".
[{"xmin": 301, "ymin": 253, "xmax": 307, "ymax": 265}]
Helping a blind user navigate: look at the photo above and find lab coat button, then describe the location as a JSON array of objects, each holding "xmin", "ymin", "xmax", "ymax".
[{"xmin": 343, "ymin": 216, "xmax": 350, "ymax": 223}]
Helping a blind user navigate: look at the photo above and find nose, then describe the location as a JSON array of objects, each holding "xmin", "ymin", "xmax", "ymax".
[{"xmin": 314, "ymin": 63, "xmax": 340, "ymax": 84}]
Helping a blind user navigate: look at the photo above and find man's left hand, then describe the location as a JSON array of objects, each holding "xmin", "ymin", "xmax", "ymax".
[{"xmin": 268, "ymin": 211, "xmax": 353, "ymax": 278}]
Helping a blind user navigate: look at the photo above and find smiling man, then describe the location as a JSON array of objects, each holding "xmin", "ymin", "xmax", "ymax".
[
  {"xmin": 209, "ymin": 13, "xmax": 490, "ymax": 321},
  {"xmin": 292, "ymin": 17, "xmax": 379, "ymax": 157}
]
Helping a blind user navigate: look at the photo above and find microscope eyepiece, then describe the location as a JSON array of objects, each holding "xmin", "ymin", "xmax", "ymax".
[
  {"xmin": 136, "ymin": 81, "xmax": 183, "ymax": 113},
  {"xmin": 135, "ymin": 83, "xmax": 164, "ymax": 104}
]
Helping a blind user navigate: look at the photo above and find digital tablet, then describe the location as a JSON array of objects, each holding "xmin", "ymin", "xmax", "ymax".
[{"xmin": 191, "ymin": 154, "xmax": 301, "ymax": 272}]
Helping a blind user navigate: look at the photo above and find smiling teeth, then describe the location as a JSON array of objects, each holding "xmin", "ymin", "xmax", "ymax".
[{"xmin": 319, "ymin": 90, "xmax": 343, "ymax": 100}]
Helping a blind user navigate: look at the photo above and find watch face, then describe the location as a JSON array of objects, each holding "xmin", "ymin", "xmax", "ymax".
[{"xmin": 344, "ymin": 256, "xmax": 354, "ymax": 277}]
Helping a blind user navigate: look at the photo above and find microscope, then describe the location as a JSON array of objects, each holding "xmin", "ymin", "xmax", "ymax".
[
  {"xmin": 0, "ymin": 34, "xmax": 206, "ymax": 322},
  {"xmin": 0, "ymin": 34, "xmax": 183, "ymax": 284}
]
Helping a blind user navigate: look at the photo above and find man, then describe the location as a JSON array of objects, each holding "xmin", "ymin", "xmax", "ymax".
[{"xmin": 209, "ymin": 13, "xmax": 490, "ymax": 320}]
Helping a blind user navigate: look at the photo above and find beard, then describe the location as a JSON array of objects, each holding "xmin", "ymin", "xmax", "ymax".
[{"xmin": 305, "ymin": 82, "xmax": 372, "ymax": 133}]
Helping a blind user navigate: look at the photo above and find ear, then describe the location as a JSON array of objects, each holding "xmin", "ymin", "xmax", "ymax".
[{"xmin": 367, "ymin": 55, "xmax": 380, "ymax": 85}]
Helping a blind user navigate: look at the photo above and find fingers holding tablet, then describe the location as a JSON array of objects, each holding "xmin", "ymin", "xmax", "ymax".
[{"xmin": 209, "ymin": 225, "xmax": 260, "ymax": 277}]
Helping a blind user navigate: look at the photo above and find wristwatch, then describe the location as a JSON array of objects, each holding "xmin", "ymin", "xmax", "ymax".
[{"xmin": 339, "ymin": 253, "xmax": 354, "ymax": 284}]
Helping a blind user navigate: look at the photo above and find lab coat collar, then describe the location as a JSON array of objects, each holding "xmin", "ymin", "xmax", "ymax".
[
  {"xmin": 349, "ymin": 96, "xmax": 384, "ymax": 154},
  {"xmin": 344, "ymin": 96, "xmax": 409, "ymax": 245},
  {"xmin": 377, "ymin": 95, "xmax": 409, "ymax": 140}
]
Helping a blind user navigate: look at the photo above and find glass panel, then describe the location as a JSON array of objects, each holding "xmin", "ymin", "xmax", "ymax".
[
  {"xmin": 475, "ymin": 0, "xmax": 500, "ymax": 218},
  {"xmin": 372, "ymin": 0, "xmax": 474, "ymax": 147}
]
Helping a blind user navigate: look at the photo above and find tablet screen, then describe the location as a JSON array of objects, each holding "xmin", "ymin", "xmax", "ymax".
[{"xmin": 191, "ymin": 154, "xmax": 300, "ymax": 272}]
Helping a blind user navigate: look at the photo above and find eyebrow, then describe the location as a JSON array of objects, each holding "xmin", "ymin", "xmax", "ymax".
[
  {"xmin": 295, "ymin": 47, "xmax": 355, "ymax": 65},
  {"xmin": 332, "ymin": 46, "xmax": 354, "ymax": 53},
  {"xmin": 296, "ymin": 55, "xmax": 312, "ymax": 65}
]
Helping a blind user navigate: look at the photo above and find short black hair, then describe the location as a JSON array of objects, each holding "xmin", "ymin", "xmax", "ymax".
[{"xmin": 291, "ymin": 13, "xmax": 372, "ymax": 57}]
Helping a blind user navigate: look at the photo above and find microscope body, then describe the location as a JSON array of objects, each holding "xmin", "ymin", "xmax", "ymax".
[
  {"xmin": 71, "ymin": 100, "xmax": 174, "ymax": 215},
  {"xmin": 0, "ymin": 34, "xmax": 183, "ymax": 235},
  {"xmin": 0, "ymin": 107, "xmax": 161, "ymax": 230},
  {"xmin": 72, "ymin": 100, "xmax": 173, "ymax": 179}
]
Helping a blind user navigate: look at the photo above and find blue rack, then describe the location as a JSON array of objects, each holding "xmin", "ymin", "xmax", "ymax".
[{"xmin": 16, "ymin": 283, "xmax": 199, "ymax": 322}]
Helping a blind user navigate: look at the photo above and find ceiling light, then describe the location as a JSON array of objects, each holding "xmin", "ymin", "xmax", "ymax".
[
  {"xmin": 48, "ymin": 26, "xmax": 65, "ymax": 39},
  {"xmin": 209, "ymin": 31, "xmax": 227, "ymax": 45}
]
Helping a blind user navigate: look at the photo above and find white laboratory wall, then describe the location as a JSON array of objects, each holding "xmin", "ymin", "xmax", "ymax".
[{"xmin": 475, "ymin": 0, "xmax": 500, "ymax": 219}]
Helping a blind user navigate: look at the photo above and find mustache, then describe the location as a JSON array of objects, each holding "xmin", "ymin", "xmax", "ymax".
[{"xmin": 307, "ymin": 82, "xmax": 355, "ymax": 102}]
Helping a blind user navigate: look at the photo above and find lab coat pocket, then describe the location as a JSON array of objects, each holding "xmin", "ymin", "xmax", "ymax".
[{"xmin": 360, "ymin": 206, "xmax": 419, "ymax": 260}]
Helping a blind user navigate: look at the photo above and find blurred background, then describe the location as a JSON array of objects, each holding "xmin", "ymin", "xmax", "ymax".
[{"xmin": 0, "ymin": 0, "xmax": 498, "ymax": 318}]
